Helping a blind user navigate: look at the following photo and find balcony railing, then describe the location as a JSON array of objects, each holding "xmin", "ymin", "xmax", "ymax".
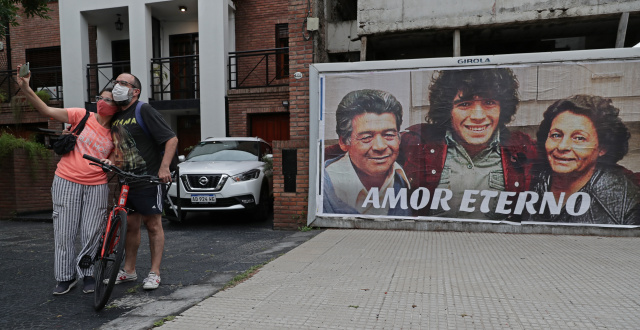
[
  {"xmin": 150, "ymin": 55, "xmax": 199, "ymax": 101},
  {"xmin": 86, "ymin": 60, "xmax": 131, "ymax": 102},
  {"xmin": 228, "ymin": 47, "xmax": 289, "ymax": 89},
  {"xmin": 0, "ymin": 66, "xmax": 63, "ymax": 101},
  {"xmin": 86, "ymin": 56, "xmax": 199, "ymax": 102}
]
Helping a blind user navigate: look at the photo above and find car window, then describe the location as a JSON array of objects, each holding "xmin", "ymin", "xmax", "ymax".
[{"xmin": 187, "ymin": 141, "xmax": 260, "ymax": 162}]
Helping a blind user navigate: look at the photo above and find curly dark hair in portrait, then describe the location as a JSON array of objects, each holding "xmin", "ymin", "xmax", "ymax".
[
  {"xmin": 536, "ymin": 94, "xmax": 630, "ymax": 166},
  {"xmin": 335, "ymin": 89, "xmax": 403, "ymax": 144},
  {"xmin": 427, "ymin": 68, "xmax": 519, "ymax": 133}
]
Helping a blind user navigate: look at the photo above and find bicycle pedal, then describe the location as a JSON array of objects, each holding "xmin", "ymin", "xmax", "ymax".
[{"xmin": 79, "ymin": 254, "xmax": 93, "ymax": 269}]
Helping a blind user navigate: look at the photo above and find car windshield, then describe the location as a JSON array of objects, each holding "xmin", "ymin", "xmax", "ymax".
[{"xmin": 186, "ymin": 141, "xmax": 259, "ymax": 162}]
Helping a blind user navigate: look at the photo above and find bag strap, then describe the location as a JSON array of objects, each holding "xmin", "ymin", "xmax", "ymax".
[
  {"xmin": 134, "ymin": 101, "xmax": 179, "ymax": 164},
  {"xmin": 134, "ymin": 101, "xmax": 151, "ymax": 138},
  {"xmin": 71, "ymin": 110, "xmax": 91, "ymax": 135}
]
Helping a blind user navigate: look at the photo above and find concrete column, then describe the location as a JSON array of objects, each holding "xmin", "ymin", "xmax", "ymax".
[
  {"xmin": 616, "ymin": 12, "xmax": 629, "ymax": 48},
  {"xmin": 360, "ymin": 36, "xmax": 367, "ymax": 61},
  {"xmin": 198, "ymin": 0, "xmax": 229, "ymax": 138},
  {"xmin": 59, "ymin": 3, "xmax": 90, "ymax": 108},
  {"xmin": 453, "ymin": 29, "xmax": 461, "ymax": 56},
  {"xmin": 128, "ymin": 4, "xmax": 153, "ymax": 102}
]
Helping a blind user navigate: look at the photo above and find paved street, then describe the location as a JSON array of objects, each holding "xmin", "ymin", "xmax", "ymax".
[{"xmin": 0, "ymin": 213, "xmax": 321, "ymax": 329}]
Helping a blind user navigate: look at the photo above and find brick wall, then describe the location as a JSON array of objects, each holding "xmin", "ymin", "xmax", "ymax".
[
  {"xmin": 272, "ymin": 139, "xmax": 309, "ymax": 229},
  {"xmin": 0, "ymin": 149, "xmax": 59, "ymax": 218},
  {"xmin": 9, "ymin": 2, "xmax": 61, "ymax": 67},
  {"xmin": 234, "ymin": 0, "xmax": 289, "ymax": 52},
  {"xmin": 227, "ymin": 86, "xmax": 289, "ymax": 137},
  {"xmin": 268, "ymin": 0, "xmax": 314, "ymax": 230}
]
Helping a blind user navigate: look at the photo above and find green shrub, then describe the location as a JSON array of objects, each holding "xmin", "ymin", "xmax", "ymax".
[
  {"xmin": 0, "ymin": 132, "xmax": 50, "ymax": 164},
  {"xmin": 35, "ymin": 90, "xmax": 51, "ymax": 104}
]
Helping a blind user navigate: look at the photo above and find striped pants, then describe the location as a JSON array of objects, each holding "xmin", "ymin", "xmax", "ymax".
[{"xmin": 51, "ymin": 175, "xmax": 109, "ymax": 281}]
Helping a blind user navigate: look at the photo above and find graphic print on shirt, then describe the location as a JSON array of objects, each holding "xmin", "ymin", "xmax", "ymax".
[
  {"xmin": 76, "ymin": 125, "xmax": 113, "ymax": 159},
  {"xmin": 111, "ymin": 123, "xmax": 147, "ymax": 174}
]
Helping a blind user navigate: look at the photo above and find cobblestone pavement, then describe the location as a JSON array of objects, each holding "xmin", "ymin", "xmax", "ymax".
[
  {"xmin": 0, "ymin": 215, "xmax": 321, "ymax": 330},
  {"xmin": 161, "ymin": 230, "xmax": 640, "ymax": 329}
]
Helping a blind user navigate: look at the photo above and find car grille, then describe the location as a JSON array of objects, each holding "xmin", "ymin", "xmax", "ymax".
[{"xmin": 181, "ymin": 174, "xmax": 226, "ymax": 192}]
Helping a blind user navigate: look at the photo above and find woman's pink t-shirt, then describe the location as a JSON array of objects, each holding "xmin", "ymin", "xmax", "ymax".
[{"xmin": 55, "ymin": 108, "xmax": 114, "ymax": 185}]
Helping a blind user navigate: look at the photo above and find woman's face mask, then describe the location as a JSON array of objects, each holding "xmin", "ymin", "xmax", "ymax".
[
  {"xmin": 97, "ymin": 99, "xmax": 119, "ymax": 116},
  {"xmin": 112, "ymin": 83, "xmax": 133, "ymax": 105}
]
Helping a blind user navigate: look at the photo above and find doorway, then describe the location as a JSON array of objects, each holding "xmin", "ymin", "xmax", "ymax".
[
  {"xmin": 111, "ymin": 39, "xmax": 131, "ymax": 79},
  {"xmin": 177, "ymin": 115, "xmax": 201, "ymax": 155},
  {"xmin": 169, "ymin": 33, "xmax": 199, "ymax": 99}
]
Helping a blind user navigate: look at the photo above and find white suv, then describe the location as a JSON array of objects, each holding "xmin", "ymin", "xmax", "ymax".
[{"xmin": 165, "ymin": 137, "xmax": 273, "ymax": 222}]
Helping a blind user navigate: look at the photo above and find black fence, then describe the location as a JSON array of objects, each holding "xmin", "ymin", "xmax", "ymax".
[
  {"xmin": 228, "ymin": 47, "xmax": 289, "ymax": 89},
  {"xmin": 150, "ymin": 55, "xmax": 199, "ymax": 101},
  {"xmin": 0, "ymin": 66, "xmax": 63, "ymax": 102}
]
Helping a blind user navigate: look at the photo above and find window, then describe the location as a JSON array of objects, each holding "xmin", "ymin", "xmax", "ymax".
[
  {"xmin": 275, "ymin": 24, "xmax": 289, "ymax": 79},
  {"xmin": 25, "ymin": 46, "xmax": 62, "ymax": 98}
]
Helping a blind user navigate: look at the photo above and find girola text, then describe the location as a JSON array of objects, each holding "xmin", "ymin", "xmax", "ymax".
[{"xmin": 458, "ymin": 58, "xmax": 490, "ymax": 64}]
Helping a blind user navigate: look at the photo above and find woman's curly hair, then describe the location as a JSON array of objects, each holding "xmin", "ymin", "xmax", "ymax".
[
  {"xmin": 427, "ymin": 68, "xmax": 519, "ymax": 132},
  {"xmin": 536, "ymin": 94, "xmax": 630, "ymax": 166}
]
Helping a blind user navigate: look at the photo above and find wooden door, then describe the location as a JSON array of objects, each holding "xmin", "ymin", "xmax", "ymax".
[
  {"xmin": 177, "ymin": 115, "xmax": 201, "ymax": 155},
  {"xmin": 169, "ymin": 33, "xmax": 198, "ymax": 99},
  {"xmin": 250, "ymin": 113, "xmax": 290, "ymax": 144}
]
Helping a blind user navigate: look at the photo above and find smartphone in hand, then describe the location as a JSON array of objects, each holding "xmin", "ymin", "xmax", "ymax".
[{"xmin": 19, "ymin": 62, "xmax": 30, "ymax": 77}]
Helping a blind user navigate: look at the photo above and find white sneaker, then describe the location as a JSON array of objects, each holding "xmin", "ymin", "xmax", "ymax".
[
  {"xmin": 105, "ymin": 269, "xmax": 137, "ymax": 284},
  {"xmin": 143, "ymin": 272, "xmax": 161, "ymax": 290}
]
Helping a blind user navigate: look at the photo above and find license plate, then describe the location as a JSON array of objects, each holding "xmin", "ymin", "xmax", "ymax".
[{"xmin": 191, "ymin": 194, "xmax": 216, "ymax": 203}]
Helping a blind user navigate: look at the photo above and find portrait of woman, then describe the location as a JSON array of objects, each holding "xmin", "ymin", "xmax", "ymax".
[{"xmin": 527, "ymin": 95, "xmax": 640, "ymax": 225}]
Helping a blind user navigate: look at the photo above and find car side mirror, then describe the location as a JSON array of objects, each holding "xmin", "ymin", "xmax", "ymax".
[{"xmin": 178, "ymin": 155, "xmax": 186, "ymax": 162}]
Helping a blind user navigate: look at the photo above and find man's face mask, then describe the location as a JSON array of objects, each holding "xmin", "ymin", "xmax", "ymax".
[{"xmin": 112, "ymin": 83, "xmax": 133, "ymax": 105}]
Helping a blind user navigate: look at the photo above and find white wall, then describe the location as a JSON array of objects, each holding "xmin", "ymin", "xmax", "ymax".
[{"xmin": 197, "ymin": 0, "xmax": 230, "ymax": 138}]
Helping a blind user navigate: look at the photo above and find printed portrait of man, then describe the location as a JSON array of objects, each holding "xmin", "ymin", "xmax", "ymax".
[
  {"xmin": 323, "ymin": 89, "xmax": 411, "ymax": 216},
  {"xmin": 399, "ymin": 68, "xmax": 537, "ymax": 220}
]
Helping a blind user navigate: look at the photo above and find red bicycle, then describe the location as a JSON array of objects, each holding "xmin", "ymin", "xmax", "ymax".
[{"xmin": 83, "ymin": 154, "xmax": 171, "ymax": 311}]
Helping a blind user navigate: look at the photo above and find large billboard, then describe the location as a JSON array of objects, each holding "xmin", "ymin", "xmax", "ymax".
[{"xmin": 310, "ymin": 50, "xmax": 640, "ymax": 228}]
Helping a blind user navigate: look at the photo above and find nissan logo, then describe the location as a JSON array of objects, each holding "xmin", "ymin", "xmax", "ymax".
[{"xmin": 198, "ymin": 176, "xmax": 209, "ymax": 186}]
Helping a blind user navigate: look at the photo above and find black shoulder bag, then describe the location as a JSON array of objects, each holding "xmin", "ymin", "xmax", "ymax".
[{"xmin": 52, "ymin": 110, "xmax": 91, "ymax": 155}]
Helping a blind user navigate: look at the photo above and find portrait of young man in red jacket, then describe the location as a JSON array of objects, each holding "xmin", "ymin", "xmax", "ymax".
[{"xmin": 399, "ymin": 68, "xmax": 537, "ymax": 220}]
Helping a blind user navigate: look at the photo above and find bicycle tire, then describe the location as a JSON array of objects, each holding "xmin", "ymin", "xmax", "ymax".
[{"xmin": 94, "ymin": 210, "xmax": 127, "ymax": 311}]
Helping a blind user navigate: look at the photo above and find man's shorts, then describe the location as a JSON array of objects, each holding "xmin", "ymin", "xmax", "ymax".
[{"xmin": 126, "ymin": 185, "xmax": 164, "ymax": 215}]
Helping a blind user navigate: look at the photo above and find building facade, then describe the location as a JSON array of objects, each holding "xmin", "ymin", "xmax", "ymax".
[{"xmin": 4, "ymin": 0, "xmax": 640, "ymax": 228}]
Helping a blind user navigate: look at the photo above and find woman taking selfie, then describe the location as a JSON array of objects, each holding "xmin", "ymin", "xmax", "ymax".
[{"xmin": 17, "ymin": 64, "xmax": 119, "ymax": 295}]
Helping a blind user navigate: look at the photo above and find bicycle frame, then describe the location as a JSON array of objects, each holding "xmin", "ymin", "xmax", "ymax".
[{"xmin": 99, "ymin": 183, "xmax": 130, "ymax": 259}]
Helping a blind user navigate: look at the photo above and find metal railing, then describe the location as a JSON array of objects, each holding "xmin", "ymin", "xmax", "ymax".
[
  {"xmin": 150, "ymin": 55, "xmax": 199, "ymax": 101},
  {"xmin": 86, "ymin": 60, "xmax": 131, "ymax": 102},
  {"xmin": 0, "ymin": 66, "xmax": 63, "ymax": 102},
  {"xmin": 228, "ymin": 47, "xmax": 289, "ymax": 89}
]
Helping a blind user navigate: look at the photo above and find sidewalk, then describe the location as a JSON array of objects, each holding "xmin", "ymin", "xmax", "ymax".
[{"xmin": 161, "ymin": 229, "xmax": 640, "ymax": 329}]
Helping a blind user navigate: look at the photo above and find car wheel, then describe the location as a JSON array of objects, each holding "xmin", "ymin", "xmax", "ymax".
[{"xmin": 252, "ymin": 184, "xmax": 271, "ymax": 222}]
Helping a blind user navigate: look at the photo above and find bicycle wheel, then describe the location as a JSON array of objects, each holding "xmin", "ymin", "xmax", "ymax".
[{"xmin": 94, "ymin": 210, "xmax": 127, "ymax": 311}]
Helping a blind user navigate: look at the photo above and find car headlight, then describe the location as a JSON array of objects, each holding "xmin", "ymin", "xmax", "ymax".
[{"xmin": 230, "ymin": 169, "xmax": 261, "ymax": 182}]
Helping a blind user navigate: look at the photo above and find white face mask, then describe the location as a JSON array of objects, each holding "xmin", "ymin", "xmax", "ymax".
[{"xmin": 112, "ymin": 83, "xmax": 132, "ymax": 103}]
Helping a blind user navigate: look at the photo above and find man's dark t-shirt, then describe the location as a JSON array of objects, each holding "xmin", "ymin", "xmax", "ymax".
[{"xmin": 111, "ymin": 101, "xmax": 176, "ymax": 189}]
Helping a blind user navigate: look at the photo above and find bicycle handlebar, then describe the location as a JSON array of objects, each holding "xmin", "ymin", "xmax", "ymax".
[{"xmin": 83, "ymin": 154, "xmax": 164, "ymax": 185}]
